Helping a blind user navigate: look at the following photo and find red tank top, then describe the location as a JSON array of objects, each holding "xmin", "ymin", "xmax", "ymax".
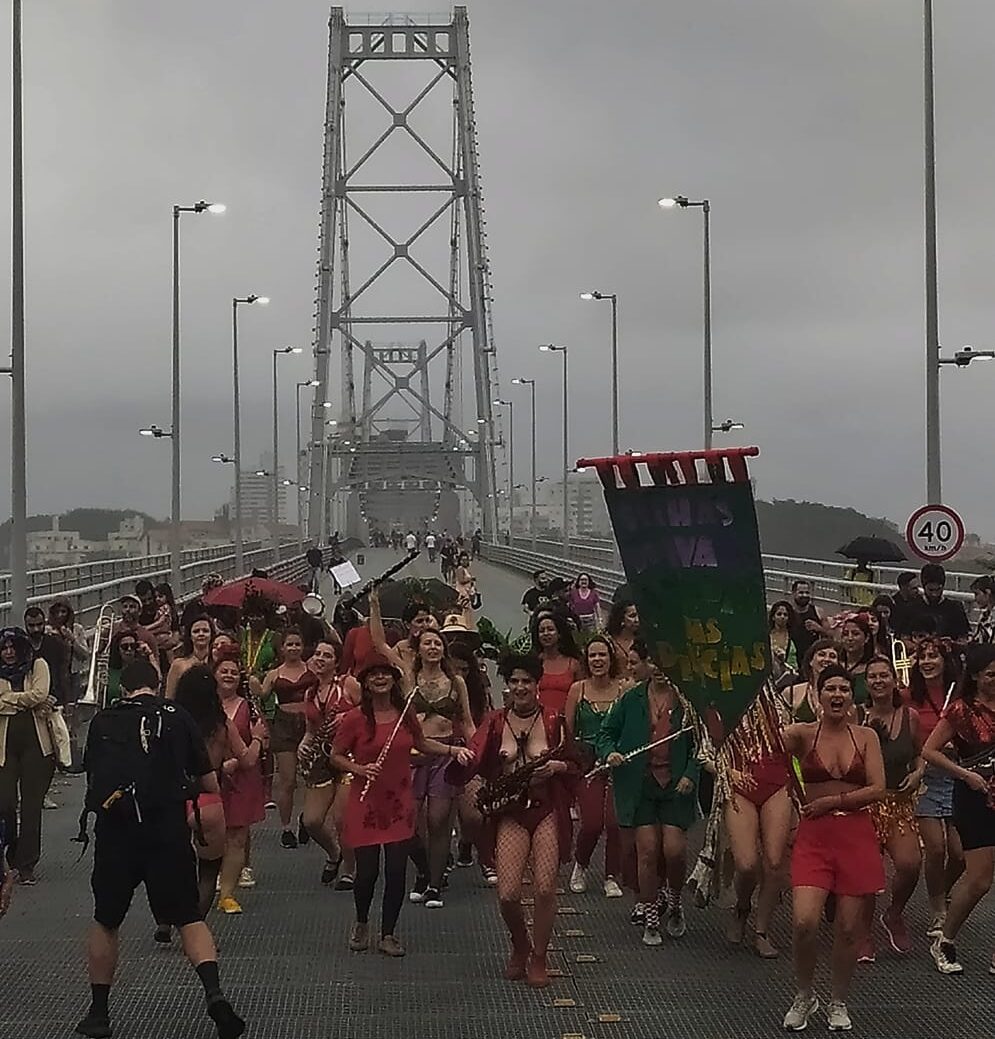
[
  {"xmin": 304, "ymin": 677, "xmax": 353, "ymax": 729},
  {"xmin": 538, "ymin": 663, "xmax": 574, "ymax": 716}
]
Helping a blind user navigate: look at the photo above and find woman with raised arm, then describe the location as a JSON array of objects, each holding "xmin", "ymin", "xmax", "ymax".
[
  {"xmin": 861, "ymin": 656, "xmax": 923, "ymax": 959},
  {"xmin": 922, "ymin": 644, "xmax": 995, "ymax": 976},
  {"xmin": 780, "ymin": 666, "xmax": 885, "ymax": 1033},
  {"xmin": 261, "ymin": 628, "xmax": 318, "ymax": 850},
  {"xmin": 565, "ymin": 636, "xmax": 626, "ymax": 898},
  {"xmin": 330, "ymin": 655, "xmax": 471, "ymax": 958}
]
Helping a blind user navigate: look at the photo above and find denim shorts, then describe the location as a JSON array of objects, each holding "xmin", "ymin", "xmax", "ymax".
[{"xmin": 916, "ymin": 764, "xmax": 954, "ymax": 819}]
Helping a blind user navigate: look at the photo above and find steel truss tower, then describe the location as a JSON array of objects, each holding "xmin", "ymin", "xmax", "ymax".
[{"xmin": 305, "ymin": 7, "xmax": 501, "ymax": 541}]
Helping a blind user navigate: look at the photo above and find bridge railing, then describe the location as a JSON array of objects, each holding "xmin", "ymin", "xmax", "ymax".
[
  {"xmin": 488, "ymin": 537, "xmax": 976, "ymax": 610},
  {"xmin": 0, "ymin": 540, "xmax": 305, "ymax": 627}
]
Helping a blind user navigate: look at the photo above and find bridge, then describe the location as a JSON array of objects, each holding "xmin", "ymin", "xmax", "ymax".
[{"xmin": 3, "ymin": 548, "xmax": 991, "ymax": 1039}]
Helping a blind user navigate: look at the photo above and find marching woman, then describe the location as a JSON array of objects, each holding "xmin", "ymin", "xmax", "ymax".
[
  {"xmin": 784, "ymin": 639, "xmax": 840, "ymax": 722},
  {"xmin": 165, "ymin": 616, "xmax": 216, "ymax": 701},
  {"xmin": 862, "ymin": 656, "xmax": 923, "ymax": 958},
  {"xmin": 564, "ymin": 636, "xmax": 626, "ymax": 897},
  {"xmin": 606, "ymin": 600, "xmax": 640, "ymax": 675},
  {"xmin": 767, "ymin": 600, "xmax": 799, "ymax": 682},
  {"xmin": 330, "ymin": 655, "xmax": 471, "ymax": 958},
  {"xmin": 300, "ymin": 640, "xmax": 360, "ymax": 888},
  {"xmin": 922, "ymin": 644, "xmax": 995, "ymax": 975},
  {"xmin": 568, "ymin": 574, "xmax": 602, "ymax": 633},
  {"xmin": 595, "ymin": 639, "xmax": 700, "ymax": 947},
  {"xmin": 531, "ymin": 611, "xmax": 582, "ymax": 717},
  {"xmin": 780, "ymin": 666, "xmax": 885, "ymax": 1032},
  {"xmin": 214, "ymin": 650, "xmax": 267, "ymax": 916},
  {"xmin": 446, "ymin": 653, "xmax": 577, "ymax": 988},
  {"xmin": 261, "ymin": 628, "xmax": 319, "ymax": 850},
  {"xmin": 839, "ymin": 614, "xmax": 874, "ymax": 706},
  {"xmin": 908, "ymin": 636, "xmax": 964, "ymax": 938}
]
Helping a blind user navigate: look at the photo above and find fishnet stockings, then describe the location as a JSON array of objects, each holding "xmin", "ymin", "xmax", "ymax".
[{"xmin": 495, "ymin": 812, "xmax": 559, "ymax": 957}]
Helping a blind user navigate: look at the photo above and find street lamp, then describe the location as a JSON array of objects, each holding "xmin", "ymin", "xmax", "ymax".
[
  {"xmin": 212, "ymin": 454, "xmax": 234, "ymax": 464},
  {"xmin": 232, "ymin": 293, "xmax": 269, "ymax": 575},
  {"xmin": 296, "ymin": 379, "xmax": 320, "ymax": 553},
  {"xmin": 712, "ymin": 420, "xmax": 745, "ymax": 434},
  {"xmin": 580, "ymin": 291, "xmax": 620, "ymax": 453},
  {"xmin": 511, "ymin": 377, "xmax": 537, "ymax": 551},
  {"xmin": 924, "ymin": 0, "xmax": 940, "ymax": 503},
  {"xmin": 658, "ymin": 194, "xmax": 713, "ymax": 449},
  {"xmin": 271, "ymin": 347, "xmax": 302, "ymax": 556},
  {"xmin": 10, "ymin": 0, "xmax": 26, "ymax": 616},
  {"xmin": 171, "ymin": 198, "xmax": 225, "ymax": 592},
  {"xmin": 939, "ymin": 346, "xmax": 995, "ymax": 367},
  {"xmin": 140, "ymin": 424, "xmax": 172, "ymax": 439},
  {"xmin": 539, "ymin": 344, "xmax": 569, "ymax": 553},
  {"xmin": 493, "ymin": 399, "xmax": 514, "ymax": 539}
]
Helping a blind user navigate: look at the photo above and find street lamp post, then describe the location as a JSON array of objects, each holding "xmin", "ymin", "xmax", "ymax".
[
  {"xmin": 659, "ymin": 195, "xmax": 712, "ymax": 449},
  {"xmin": 539, "ymin": 345, "xmax": 569, "ymax": 554},
  {"xmin": 511, "ymin": 378, "xmax": 537, "ymax": 552},
  {"xmin": 272, "ymin": 347, "xmax": 302, "ymax": 558},
  {"xmin": 580, "ymin": 292, "xmax": 619, "ymax": 454},
  {"xmin": 712, "ymin": 419, "xmax": 745, "ymax": 434},
  {"xmin": 493, "ymin": 399, "xmax": 514, "ymax": 539},
  {"xmin": 924, "ymin": 0, "xmax": 941, "ymax": 502},
  {"xmin": 296, "ymin": 379, "xmax": 319, "ymax": 554},
  {"xmin": 232, "ymin": 294, "xmax": 269, "ymax": 576},
  {"xmin": 171, "ymin": 199, "xmax": 225, "ymax": 593}
]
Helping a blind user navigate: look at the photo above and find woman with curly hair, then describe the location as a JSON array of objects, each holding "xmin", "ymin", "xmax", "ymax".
[
  {"xmin": 606, "ymin": 600, "xmax": 640, "ymax": 674},
  {"xmin": 530, "ymin": 610, "xmax": 581, "ymax": 716}
]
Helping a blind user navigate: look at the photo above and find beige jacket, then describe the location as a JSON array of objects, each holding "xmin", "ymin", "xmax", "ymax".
[{"xmin": 0, "ymin": 659, "xmax": 54, "ymax": 767}]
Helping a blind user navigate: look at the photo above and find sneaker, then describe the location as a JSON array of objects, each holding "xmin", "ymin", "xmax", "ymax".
[
  {"xmin": 237, "ymin": 867, "xmax": 256, "ymax": 889},
  {"xmin": 666, "ymin": 903, "xmax": 687, "ymax": 939},
  {"xmin": 856, "ymin": 936, "xmax": 875, "ymax": 963},
  {"xmin": 17, "ymin": 870, "xmax": 37, "ymax": 886},
  {"xmin": 783, "ymin": 992, "xmax": 819, "ymax": 1031},
  {"xmin": 74, "ymin": 1011, "xmax": 112, "ymax": 1038},
  {"xmin": 320, "ymin": 859, "xmax": 340, "ymax": 886},
  {"xmin": 348, "ymin": 922, "xmax": 369, "ymax": 951},
  {"xmin": 826, "ymin": 1000, "xmax": 852, "ymax": 1032},
  {"xmin": 153, "ymin": 924, "xmax": 172, "ymax": 945},
  {"xmin": 424, "ymin": 887, "xmax": 444, "ymax": 909},
  {"xmin": 43, "ymin": 796, "xmax": 58, "ymax": 810},
  {"xmin": 456, "ymin": 844, "xmax": 474, "ymax": 868},
  {"xmin": 264, "ymin": 800, "xmax": 277, "ymax": 810},
  {"xmin": 569, "ymin": 863, "xmax": 587, "ymax": 893},
  {"xmin": 603, "ymin": 877, "xmax": 623, "ymax": 899},
  {"xmin": 409, "ymin": 875, "xmax": 429, "ymax": 903},
  {"xmin": 378, "ymin": 934, "xmax": 406, "ymax": 957},
  {"xmin": 297, "ymin": 813, "xmax": 310, "ymax": 846},
  {"xmin": 280, "ymin": 830, "xmax": 298, "ymax": 850},
  {"xmin": 630, "ymin": 903, "xmax": 646, "ymax": 926},
  {"xmin": 642, "ymin": 923, "xmax": 663, "ymax": 946},
  {"xmin": 881, "ymin": 911, "xmax": 912, "ymax": 955},
  {"xmin": 926, "ymin": 913, "xmax": 946, "ymax": 939},
  {"xmin": 930, "ymin": 937, "xmax": 964, "ymax": 974},
  {"xmin": 482, "ymin": 865, "xmax": 498, "ymax": 886},
  {"xmin": 217, "ymin": 896, "xmax": 242, "ymax": 915},
  {"xmin": 335, "ymin": 873, "xmax": 354, "ymax": 892},
  {"xmin": 206, "ymin": 993, "xmax": 246, "ymax": 1039}
]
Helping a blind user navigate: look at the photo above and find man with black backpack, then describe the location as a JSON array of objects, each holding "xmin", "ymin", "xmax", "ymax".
[{"xmin": 75, "ymin": 660, "xmax": 245, "ymax": 1039}]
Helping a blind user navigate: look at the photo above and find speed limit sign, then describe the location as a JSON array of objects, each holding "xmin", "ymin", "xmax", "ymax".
[{"xmin": 905, "ymin": 504, "xmax": 965, "ymax": 562}]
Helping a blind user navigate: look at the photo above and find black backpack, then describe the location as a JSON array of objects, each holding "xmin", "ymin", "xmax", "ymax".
[{"xmin": 73, "ymin": 697, "xmax": 201, "ymax": 851}]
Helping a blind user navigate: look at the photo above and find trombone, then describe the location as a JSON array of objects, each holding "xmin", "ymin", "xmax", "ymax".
[{"xmin": 80, "ymin": 603, "xmax": 116, "ymax": 708}]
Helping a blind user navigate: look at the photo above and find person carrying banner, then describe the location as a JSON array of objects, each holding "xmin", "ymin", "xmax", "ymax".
[
  {"xmin": 595, "ymin": 639, "xmax": 700, "ymax": 947},
  {"xmin": 74, "ymin": 660, "xmax": 245, "ymax": 1039}
]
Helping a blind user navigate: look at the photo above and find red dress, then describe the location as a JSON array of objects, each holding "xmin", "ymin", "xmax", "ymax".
[
  {"xmin": 221, "ymin": 698, "xmax": 266, "ymax": 828},
  {"xmin": 538, "ymin": 663, "xmax": 575, "ymax": 716},
  {"xmin": 333, "ymin": 706, "xmax": 424, "ymax": 849}
]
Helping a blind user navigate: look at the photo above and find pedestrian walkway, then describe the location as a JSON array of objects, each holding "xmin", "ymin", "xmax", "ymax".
[{"xmin": 2, "ymin": 553, "xmax": 993, "ymax": 1038}]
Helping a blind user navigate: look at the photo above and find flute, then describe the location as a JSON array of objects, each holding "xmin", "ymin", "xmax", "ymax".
[
  {"xmin": 585, "ymin": 725, "xmax": 693, "ymax": 780},
  {"xmin": 358, "ymin": 686, "xmax": 419, "ymax": 802}
]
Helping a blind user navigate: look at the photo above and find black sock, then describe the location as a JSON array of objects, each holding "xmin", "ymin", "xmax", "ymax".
[
  {"xmin": 89, "ymin": 984, "xmax": 110, "ymax": 1017},
  {"xmin": 195, "ymin": 960, "xmax": 222, "ymax": 999}
]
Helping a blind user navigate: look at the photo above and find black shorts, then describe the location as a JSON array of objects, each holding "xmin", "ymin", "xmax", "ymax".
[
  {"xmin": 91, "ymin": 814, "xmax": 201, "ymax": 930},
  {"xmin": 953, "ymin": 779, "xmax": 995, "ymax": 852}
]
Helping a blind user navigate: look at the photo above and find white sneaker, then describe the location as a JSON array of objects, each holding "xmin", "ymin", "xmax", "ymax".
[
  {"xmin": 926, "ymin": 913, "xmax": 946, "ymax": 939},
  {"xmin": 238, "ymin": 867, "xmax": 256, "ymax": 889},
  {"xmin": 603, "ymin": 877, "xmax": 623, "ymax": 899},
  {"xmin": 43, "ymin": 796, "xmax": 58, "ymax": 810},
  {"xmin": 569, "ymin": 863, "xmax": 587, "ymax": 893},
  {"xmin": 826, "ymin": 1001, "xmax": 852, "ymax": 1032},
  {"xmin": 641, "ymin": 924, "xmax": 662, "ymax": 947},
  {"xmin": 783, "ymin": 993, "xmax": 819, "ymax": 1031},
  {"xmin": 930, "ymin": 936, "xmax": 964, "ymax": 974}
]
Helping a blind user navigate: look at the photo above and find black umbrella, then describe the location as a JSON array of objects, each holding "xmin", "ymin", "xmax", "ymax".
[
  {"xmin": 363, "ymin": 576, "xmax": 459, "ymax": 618},
  {"xmin": 837, "ymin": 536, "xmax": 906, "ymax": 564}
]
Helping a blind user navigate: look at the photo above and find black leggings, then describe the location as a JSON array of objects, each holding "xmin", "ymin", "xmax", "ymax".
[{"xmin": 354, "ymin": 840, "xmax": 409, "ymax": 937}]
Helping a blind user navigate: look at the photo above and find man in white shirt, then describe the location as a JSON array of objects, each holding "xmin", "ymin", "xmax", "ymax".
[
  {"xmin": 404, "ymin": 531, "xmax": 417, "ymax": 552},
  {"xmin": 424, "ymin": 532, "xmax": 437, "ymax": 561}
]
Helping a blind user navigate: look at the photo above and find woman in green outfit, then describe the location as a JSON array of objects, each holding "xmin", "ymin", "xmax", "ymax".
[{"xmin": 595, "ymin": 639, "xmax": 701, "ymax": 947}]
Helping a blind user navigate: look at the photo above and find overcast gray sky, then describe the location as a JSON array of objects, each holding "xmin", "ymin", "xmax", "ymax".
[{"xmin": 3, "ymin": 0, "xmax": 995, "ymax": 539}]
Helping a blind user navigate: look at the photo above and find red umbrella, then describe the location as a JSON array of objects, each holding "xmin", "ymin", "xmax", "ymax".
[{"xmin": 202, "ymin": 576, "xmax": 305, "ymax": 609}]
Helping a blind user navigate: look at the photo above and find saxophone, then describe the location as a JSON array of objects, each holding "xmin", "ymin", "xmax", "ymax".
[
  {"xmin": 297, "ymin": 710, "xmax": 338, "ymax": 780},
  {"xmin": 476, "ymin": 741, "xmax": 569, "ymax": 818}
]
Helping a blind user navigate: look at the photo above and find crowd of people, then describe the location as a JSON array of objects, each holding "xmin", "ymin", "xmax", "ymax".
[{"xmin": 1, "ymin": 549, "xmax": 995, "ymax": 1035}]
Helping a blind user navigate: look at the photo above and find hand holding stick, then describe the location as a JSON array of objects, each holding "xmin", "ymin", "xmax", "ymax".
[
  {"xmin": 585, "ymin": 725, "xmax": 693, "ymax": 781},
  {"xmin": 358, "ymin": 687, "xmax": 419, "ymax": 802}
]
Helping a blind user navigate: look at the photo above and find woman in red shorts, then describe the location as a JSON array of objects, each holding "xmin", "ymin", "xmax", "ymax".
[{"xmin": 781, "ymin": 665, "xmax": 885, "ymax": 1033}]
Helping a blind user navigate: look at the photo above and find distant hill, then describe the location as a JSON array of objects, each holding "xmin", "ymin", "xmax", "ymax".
[
  {"xmin": 0, "ymin": 508, "xmax": 160, "ymax": 567},
  {"xmin": 755, "ymin": 499, "xmax": 906, "ymax": 563}
]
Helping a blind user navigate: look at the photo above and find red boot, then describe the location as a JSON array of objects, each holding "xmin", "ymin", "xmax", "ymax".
[
  {"xmin": 525, "ymin": 952, "xmax": 551, "ymax": 988},
  {"xmin": 504, "ymin": 938, "xmax": 532, "ymax": 981}
]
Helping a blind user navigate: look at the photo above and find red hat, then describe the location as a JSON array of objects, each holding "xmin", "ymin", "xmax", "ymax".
[{"xmin": 356, "ymin": 653, "xmax": 402, "ymax": 683}]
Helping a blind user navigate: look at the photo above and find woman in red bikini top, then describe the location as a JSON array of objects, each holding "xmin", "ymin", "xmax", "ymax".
[
  {"xmin": 780, "ymin": 665, "xmax": 886, "ymax": 1034},
  {"xmin": 531, "ymin": 611, "xmax": 581, "ymax": 716}
]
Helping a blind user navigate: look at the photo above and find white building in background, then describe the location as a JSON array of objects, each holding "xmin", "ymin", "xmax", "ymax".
[
  {"xmin": 523, "ymin": 470, "xmax": 612, "ymax": 540},
  {"xmin": 225, "ymin": 455, "xmax": 287, "ymax": 526},
  {"xmin": 26, "ymin": 516, "xmax": 95, "ymax": 569}
]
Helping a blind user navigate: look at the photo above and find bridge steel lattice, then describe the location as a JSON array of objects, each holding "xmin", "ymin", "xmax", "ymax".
[{"xmin": 305, "ymin": 7, "xmax": 502, "ymax": 541}]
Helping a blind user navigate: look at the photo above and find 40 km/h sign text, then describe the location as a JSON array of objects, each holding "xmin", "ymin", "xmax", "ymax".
[{"xmin": 905, "ymin": 504, "xmax": 965, "ymax": 563}]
